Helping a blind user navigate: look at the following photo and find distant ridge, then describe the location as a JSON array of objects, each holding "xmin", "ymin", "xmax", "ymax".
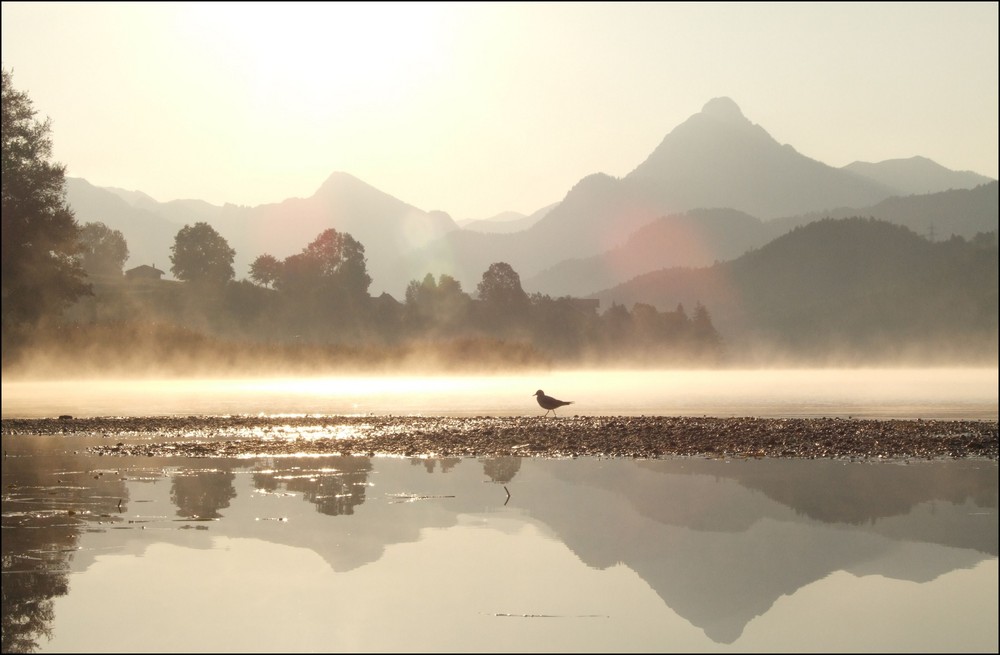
[
  {"xmin": 842, "ymin": 156, "xmax": 994, "ymax": 195},
  {"xmin": 458, "ymin": 203, "xmax": 557, "ymax": 234},
  {"xmin": 209, "ymin": 171, "xmax": 459, "ymax": 294},
  {"xmin": 590, "ymin": 217, "xmax": 997, "ymax": 362},
  {"xmin": 625, "ymin": 96, "xmax": 897, "ymax": 218},
  {"xmin": 65, "ymin": 178, "xmax": 181, "ymax": 275},
  {"xmin": 526, "ymin": 182, "xmax": 997, "ymax": 298},
  {"xmin": 64, "ymin": 97, "xmax": 995, "ymax": 298},
  {"xmin": 524, "ymin": 208, "xmax": 769, "ymax": 297}
]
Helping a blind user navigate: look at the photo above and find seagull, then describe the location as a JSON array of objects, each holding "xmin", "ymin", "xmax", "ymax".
[{"xmin": 534, "ymin": 389, "xmax": 573, "ymax": 417}]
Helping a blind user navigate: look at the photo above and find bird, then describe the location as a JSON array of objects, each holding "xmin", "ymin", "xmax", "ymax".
[{"xmin": 534, "ymin": 389, "xmax": 573, "ymax": 417}]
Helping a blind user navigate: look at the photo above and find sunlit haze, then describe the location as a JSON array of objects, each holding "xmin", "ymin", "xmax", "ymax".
[
  {"xmin": 3, "ymin": 7, "xmax": 996, "ymax": 649},
  {"xmin": 1, "ymin": 2, "xmax": 996, "ymax": 221},
  {"xmin": 3, "ymin": 369, "xmax": 997, "ymax": 419}
]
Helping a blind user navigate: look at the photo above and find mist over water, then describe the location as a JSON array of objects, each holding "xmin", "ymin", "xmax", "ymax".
[
  {"xmin": 3, "ymin": 368, "xmax": 996, "ymax": 653},
  {"xmin": 2, "ymin": 368, "xmax": 996, "ymax": 420}
]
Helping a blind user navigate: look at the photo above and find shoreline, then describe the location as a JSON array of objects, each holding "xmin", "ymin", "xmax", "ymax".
[{"xmin": 3, "ymin": 415, "xmax": 997, "ymax": 461}]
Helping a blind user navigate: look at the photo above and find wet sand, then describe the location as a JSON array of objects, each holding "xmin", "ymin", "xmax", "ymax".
[{"xmin": 2, "ymin": 415, "xmax": 996, "ymax": 460}]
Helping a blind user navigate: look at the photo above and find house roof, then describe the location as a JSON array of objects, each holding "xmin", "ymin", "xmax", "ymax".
[{"xmin": 125, "ymin": 264, "xmax": 164, "ymax": 275}]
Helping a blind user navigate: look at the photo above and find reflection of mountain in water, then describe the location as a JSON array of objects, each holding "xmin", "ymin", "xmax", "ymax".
[
  {"xmin": 526, "ymin": 458, "xmax": 997, "ymax": 643},
  {"xmin": 659, "ymin": 459, "xmax": 999, "ymax": 553},
  {"xmin": 127, "ymin": 454, "xmax": 996, "ymax": 644},
  {"xmin": 4, "ymin": 440, "xmax": 996, "ymax": 650},
  {"xmin": 236, "ymin": 456, "xmax": 506, "ymax": 572}
]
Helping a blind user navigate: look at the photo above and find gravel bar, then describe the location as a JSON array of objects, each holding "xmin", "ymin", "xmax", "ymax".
[{"xmin": 3, "ymin": 415, "xmax": 997, "ymax": 460}]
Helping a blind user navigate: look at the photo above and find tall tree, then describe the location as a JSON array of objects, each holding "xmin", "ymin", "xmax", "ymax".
[
  {"xmin": 691, "ymin": 301, "xmax": 722, "ymax": 351},
  {"xmin": 404, "ymin": 273, "xmax": 471, "ymax": 335},
  {"xmin": 249, "ymin": 253, "xmax": 282, "ymax": 288},
  {"xmin": 78, "ymin": 221, "xmax": 129, "ymax": 276},
  {"xmin": 170, "ymin": 222, "xmax": 235, "ymax": 284},
  {"xmin": 298, "ymin": 228, "xmax": 371, "ymax": 299},
  {"xmin": 475, "ymin": 262, "xmax": 530, "ymax": 335},
  {"xmin": 476, "ymin": 262, "xmax": 529, "ymax": 308},
  {"xmin": 270, "ymin": 228, "xmax": 372, "ymax": 339},
  {"xmin": 1, "ymin": 68, "xmax": 90, "ymax": 331}
]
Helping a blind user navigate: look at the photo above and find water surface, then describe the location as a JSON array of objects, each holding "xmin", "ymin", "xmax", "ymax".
[
  {"xmin": 3, "ymin": 367, "xmax": 997, "ymax": 652},
  {"xmin": 2, "ymin": 368, "xmax": 997, "ymax": 419},
  {"xmin": 1, "ymin": 434, "xmax": 996, "ymax": 653}
]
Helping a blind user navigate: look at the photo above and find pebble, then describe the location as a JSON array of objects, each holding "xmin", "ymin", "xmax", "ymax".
[{"xmin": 2, "ymin": 415, "xmax": 996, "ymax": 461}]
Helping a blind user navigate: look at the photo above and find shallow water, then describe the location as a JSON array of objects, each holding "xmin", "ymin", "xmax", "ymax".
[
  {"xmin": 1, "ymin": 434, "xmax": 996, "ymax": 653},
  {"xmin": 2, "ymin": 368, "xmax": 998, "ymax": 419},
  {"xmin": 2, "ymin": 368, "xmax": 997, "ymax": 652}
]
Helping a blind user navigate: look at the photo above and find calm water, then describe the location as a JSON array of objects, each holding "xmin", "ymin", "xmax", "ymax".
[
  {"xmin": 2, "ymin": 369, "xmax": 997, "ymax": 652},
  {"xmin": 2, "ymin": 368, "xmax": 998, "ymax": 419}
]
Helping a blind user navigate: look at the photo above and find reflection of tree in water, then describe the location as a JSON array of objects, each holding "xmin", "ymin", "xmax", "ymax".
[
  {"xmin": 252, "ymin": 470, "xmax": 280, "ymax": 493},
  {"xmin": 481, "ymin": 456, "xmax": 521, "ymax": 484},
  {"xmin": 2, "ymin": 531, "xmax": 65, "ymax": 653},
  {"xmin": 412, "ymin": 457, "xmax": 462, "ymax": 474},
  {"xmin": 2, "ymin": 453, "xmax": 127, "ymax": 653},
  {"xmin": 171, "ymin": 461, "xmax": 237, "ymax": 519},
  {"xmin": 252, "ymin": 457, "xmax": 373, "ymax": 516}
]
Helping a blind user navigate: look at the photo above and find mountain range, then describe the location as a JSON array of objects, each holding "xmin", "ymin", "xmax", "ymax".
[
  {"xmin": 530, "ymin": 182, "xmax": 998, "ymax": 298},
  {"xmin": 65, "ymin": 96, "xmax": 996, "ymax": 303},
  {"xmin": 592, "ymin": 216, "xmax": 997, "ymax": 361}
]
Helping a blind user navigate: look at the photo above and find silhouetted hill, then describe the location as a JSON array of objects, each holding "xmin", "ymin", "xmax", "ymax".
[
  {"xmin": 400, "ymin": 173, "xmax": 669, "ymax": 294},
  {"xmin": 525, "ymin": 208, "xmax": 769, "ymax": 296},
  {"xmin": 626, "ymin": 97, "xmax": 898, "ymax": 218},
  {"xmin": 69, "ymin": 173, "xmax": 459, "ymax": 294},
  {"xmin": 103, "ymin": 186, "xmax": 162, "ymax": 207},
  {"xmin": 457, "ymin": 210, "xmax": 526, "ymax": 231},
  {"xmin": 65, "ymin": 98, "xmax": 994, "ymax": 300},
  {"xmin": 410, "ymin": 98, "xmax": 985, "ymax": 295},
  {"xmin": 593, "ymin": 218, "xmax": 998, "ymax": 362},
  {"xmin": 843, "ymin": 156, "xmax": 994, "ymax": 195},
  {"xmin": 212, "ymin": 172, "xmax": 458, "ymax": 294},
  {"xmin": 457, "ymin": 203, "xmax": 557, "ymax": 233},
  {"xmin": 768, "ymin": 181, "xmax": 999, "ymax": 239},
  {"xmin": 526, "ymin": 182, "xmax": 998, "ymax": 298},
  {"xmin": 65, "ymin": 178, "xmax": 181, "ymax": 275}
]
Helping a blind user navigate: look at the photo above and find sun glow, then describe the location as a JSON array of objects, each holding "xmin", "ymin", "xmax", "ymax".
[
  {"xmin": 240, "ymin": 375, "xmax": 488, "ymax": 398},
  {"xmin": 140, "ymin": 2, "xmax": 464, "ymax": 207},
  {"xmin": 180, "ymin": 4, "xmax": 450, "ymax": 118},
  {"xmin": 2, "ymin": 369, "xmax": 996, "ymax": 420}
]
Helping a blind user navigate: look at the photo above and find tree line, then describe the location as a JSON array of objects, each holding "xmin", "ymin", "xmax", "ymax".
[
  {"xmin": 2, "ymin": 68, "xmax": 722, "ymax": 373},
  {"xmin": 72, "ymin": 219, "xmax": 724, "ymax": 367}
]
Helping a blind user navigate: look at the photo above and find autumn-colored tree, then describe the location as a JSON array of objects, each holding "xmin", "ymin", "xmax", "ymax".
[
  {"xmin": 268, "ymin": 228, "xmax": 373, "ymax": 339},
  {"xmin": 299, "ymin": 228, "xmax": 371, "ymax": 299}
]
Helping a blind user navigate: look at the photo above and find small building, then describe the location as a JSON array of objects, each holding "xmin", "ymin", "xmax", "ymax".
[{"xmin": 125, "ymin": 264, "xmax": 165, "ymax": 281}]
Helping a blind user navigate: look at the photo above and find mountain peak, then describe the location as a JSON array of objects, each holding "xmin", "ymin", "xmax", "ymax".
[
  {"xmin": 313, "ymin": 171, "xmax": 409, "ymax": 206},
  {"xmin": 700, "ymin": 97, "xmax": 748, "ymax": 124},
  {"xmin": 625, "ymin": 97, "xmax": 896, "ymax": 218},
  {"xmin": 318, "ymin": 171, "xmax": 366, "ymax": 192}
]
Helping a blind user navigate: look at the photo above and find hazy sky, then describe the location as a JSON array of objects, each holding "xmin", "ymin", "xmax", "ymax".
[{"xmin": 2, "ymin": 2, "xmax": 997, "ymax": 221}]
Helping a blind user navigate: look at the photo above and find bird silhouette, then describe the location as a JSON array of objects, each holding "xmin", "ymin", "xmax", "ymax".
[{"xmin": 533, "ymin": 389, "xmax": 573, "ymax": 417}]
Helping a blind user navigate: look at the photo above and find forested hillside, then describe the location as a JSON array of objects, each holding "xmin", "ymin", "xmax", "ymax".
[{"xmin": 594, "ymin": 218, "xmax": 998, "ymax": 363}]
